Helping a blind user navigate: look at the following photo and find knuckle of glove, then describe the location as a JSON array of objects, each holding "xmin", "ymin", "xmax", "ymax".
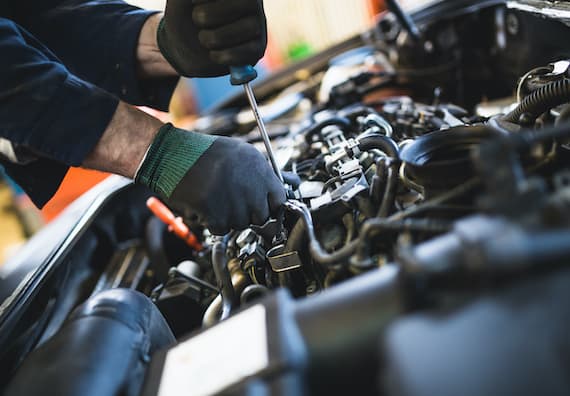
[
  {"xmin": 232, "ymin": 209, "xmax": 250, "ymax": 231},
  {"xmin": 282, "ymin": 171, "xmax": 301, "ymax": 189},
  {"xmin": 268, "ymin": 185, "xmax": 287, "ymax": 213},
  {"xmin": 208, "ymin": 221, "xmax": 230, "ymax": 236},
  {"xmin": 191, "ymin": 6, "xmax": 213, "ymax": 28},
  {"xmin": 211, "ymin": 40, "xmax": 266, "ymax": 69},
  {"xmin": 261, "ymin": 169, "xmax": 286, "ymax": 215},
  {"xmin": 192, "ymin": 0, "xmax": 263, "ymax": 29},
  {"xmin": 198, "ymin": 30, "xmax": 222, "ymax": 50},
  {"xmin": 204, "ymin": 202, "xmax": 231, "ymax": 235},
  {"xmin": 198, "ymin": 17, "xmax": 262, "ymax": 50},
  {"xmin": 244, "ymin": 144, "xmax": 268, "ymax": 165},
  {"xmin": 246, "ymin": 183, "xmax": 271, "ymax": 226},
  {"xmin": 265, "ymin": 171, "xmax": 286, "ymax": 214},
  {"xmin": 250, "ymin": 204, "xmax": 270, "ymax": 226}
]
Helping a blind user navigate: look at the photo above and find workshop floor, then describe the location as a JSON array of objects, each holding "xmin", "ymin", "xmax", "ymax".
[{"xmin": 0, "ymin": 183, "xmax": 30, "ymax": 265}]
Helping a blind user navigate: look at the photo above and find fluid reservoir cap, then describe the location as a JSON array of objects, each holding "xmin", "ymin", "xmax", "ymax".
[
  {"xmin": 177, "ymin": 260, "xmax": 201, "ymax": 278},
  {"xmin": 236, "ymin": 229, "xmax": 257, "ymax": 248}
]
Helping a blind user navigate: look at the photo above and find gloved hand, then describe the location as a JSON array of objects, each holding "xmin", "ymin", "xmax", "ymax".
[
  {"xmin": 135, "ymin": 124, "xmax": 285, "ymax": 235},
  {"xmin": 157, "ymin": 0, "xmax": 267, "ymax": 78}
]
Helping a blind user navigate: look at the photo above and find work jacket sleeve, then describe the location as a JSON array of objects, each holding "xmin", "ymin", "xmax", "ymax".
[
  {"xmin": 0, "ymin": 18, "xmax": 119, "ymax": 207},
  {"xmin": 6, "ymin": 0, "xmax": 178, "ymax": 111}
]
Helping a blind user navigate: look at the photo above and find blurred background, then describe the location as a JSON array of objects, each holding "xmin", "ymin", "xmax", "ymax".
[{"xmin": 0, "ymin": 0, "xmax": 432, "ymax": 261}]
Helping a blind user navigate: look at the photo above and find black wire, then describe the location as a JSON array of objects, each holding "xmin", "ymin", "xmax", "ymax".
[
  {"xmin": 321, "ymin": 176, "xmax": 343, "ymax": 194},
  {"xmin": 284, "ymin": 201, "xmax": 451, "ymax": 267},
  {"xmin": 303, "ymin": 117, "xmax": 352, "ymax": 142},
  {"xmin": 378, "ymin": 163, "xmax": 399, "ymax": 218},
  {"xmin": 505, "ymin": 79, "xmax": 570, "ymax": 124}
]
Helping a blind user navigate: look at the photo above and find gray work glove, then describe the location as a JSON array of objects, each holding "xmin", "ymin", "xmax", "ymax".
[
  {"xmin": 157, "ymin": 0, "xmax": 267, "ymax": 77},
  {"xmin": 135, "ymin": 124, "xmax": 285, "ymax": 234}
]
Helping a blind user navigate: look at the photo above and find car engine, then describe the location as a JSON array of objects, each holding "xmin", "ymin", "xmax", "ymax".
[
  {"xmin": 172, "ymin": 88, "xmax": 485, "ymax": 325},
  {"xmin": 152, "ymin": 0, "xmax": 570, "ymax": 331},
  {"xmin": 3, "ymin": 1, "xmax": 570, "ymax": 395}
]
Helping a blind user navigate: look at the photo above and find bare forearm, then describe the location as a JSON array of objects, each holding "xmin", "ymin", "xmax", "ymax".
[
  {"xmin": 137, "ymin": 13, "xmax": 177, "ymax": 78},
  {"xmin": 84, "ymin": 13, "xmax": 179, "ymax": 178},
  {"xmin": 82, "ymin": 102, "xmax": 163, "ymax": 178}
]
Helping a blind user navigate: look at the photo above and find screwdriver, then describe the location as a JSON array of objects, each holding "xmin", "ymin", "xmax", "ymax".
[{"xmin": 230, "ymin": 65, "xmax": 285, "ymax": 184}]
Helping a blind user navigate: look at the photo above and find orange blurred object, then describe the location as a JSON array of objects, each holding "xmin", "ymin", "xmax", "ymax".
[
  {"xmin": 146, "ymin": 197, "xmax": 203, "ymax": 251},
  {"xmin": 263, "ymin": 31, "xmax": 286, "ymax": 71},
  {"xmin": 368, "ymin": 0, "xmax": 386, "ymax": 17},
  {"xmin": 41, "ymin": 168, "xmax": 110, "ymax": 222}
]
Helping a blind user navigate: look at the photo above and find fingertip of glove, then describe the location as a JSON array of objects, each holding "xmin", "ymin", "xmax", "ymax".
[
  {"xmin": 282, "ymin": 171, "xmax": 301, "ymax": 189},
  {"xmin": 192, "ymin": 0, "xmax": 262, "ymax": 29},
  {"xmin": 268, "ymin": 185, "xmax": 287, "ymax": 213},
  {"xmin": 208, "ymin": 223, "xmax": 231, "ymax": 236},
  {"xmin": 210, "ymin": 40, "xmax": 266, "ymax": 68},
  {"xmin": 155, "ymin": 19, "xmax": 189, "ymax": 78},
  {"xmin": 191, "ymin": 8, "xmax": 208, "ymax": 27}
]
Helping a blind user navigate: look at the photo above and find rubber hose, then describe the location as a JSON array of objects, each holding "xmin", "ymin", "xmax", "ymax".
[
  {"xmin": 285, "ymin": 217, "xmax": 309, "ymax": 253},
  {"xmin": 486, "ymin": 230, "xmax": 570, "ymax": 269},
  {"xmin": 357, "ymin": 135, "xmax": 400, "ymax": 159},
  {"xmin": 304, "ymin": 117, "xmax": 351, "ymax": 142},
  {"xmin": 378, "ymin": 164, "xmax": 398, "ymax": 218},
  {"xmin": 284, "ymin": 201, "xmax": 359, "ymax": 266},
  {"xmin": 211, "ymin": 241, "xmax": 236, "ymax": 321},
  {"xmin": 505, "ymin": 79, "xmax": 570, "ymax": 124},
  {"xmin": 287, "ymin": 212, "xmax": 372, "ymax": 267},
  {"xmin": 337, "ymin": 105, "xmax": 377, "ymax": 121},
  {"xmin": 356, "ymin": 218, "xmax": 452, "ymax": 261}
]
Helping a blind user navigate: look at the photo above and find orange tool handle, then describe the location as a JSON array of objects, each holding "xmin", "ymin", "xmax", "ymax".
[{"xmin": 146, "ymin": 197, "xmax": 203, "ymax": 251}]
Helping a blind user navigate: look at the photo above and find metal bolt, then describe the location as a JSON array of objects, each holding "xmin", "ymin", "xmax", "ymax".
[
  {"xmin": 306, "ymin": 282, "xmax": 317, "ymax": 294},
  {"xmin": 506, "ymin": 13, "xmax": 519, "ymax": 36},
  {"xmin": 236, "ymin": 229, "xmax": 257, "ymax": 248}
]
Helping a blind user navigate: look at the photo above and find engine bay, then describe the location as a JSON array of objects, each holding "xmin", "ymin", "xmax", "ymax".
[
  {"xmin": 4, "ymin": 1, "xmax": 570, "ymax": 395},
  {"xmin": 151, "ymin": 0, "xmax": 570, "ymax": 333}
]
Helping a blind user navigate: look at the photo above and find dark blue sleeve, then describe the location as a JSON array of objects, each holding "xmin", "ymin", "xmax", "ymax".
[
  {"xmin": 10, "ymin": 0, "xmax": 177, "ymax": 111},
  {"xmin": 0, "ymin": 18, "xmax": 119, "ymax": 207},
  {"xmin": 0, "ymin": 20, "xmax": 118, "ymax": 165}
]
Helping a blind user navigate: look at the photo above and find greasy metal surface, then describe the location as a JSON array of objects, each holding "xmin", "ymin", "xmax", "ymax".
[{"xmin": 507, "ymin": 0, "xmax": 570, "ymax": 27}]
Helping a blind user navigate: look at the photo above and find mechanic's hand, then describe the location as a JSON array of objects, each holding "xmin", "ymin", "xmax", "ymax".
[
  {"xmin": 157, "ymin": 0, "xmax": 267, "ymax": 78},
  {"xmin": 135, "ymin": 124, "xmax": 285, "ymax": 234}
]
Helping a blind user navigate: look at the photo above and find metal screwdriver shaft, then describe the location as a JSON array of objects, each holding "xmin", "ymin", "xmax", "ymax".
[
  {"xmin": 230, "ymin": 66, "xmax": 284, "ymax": 184},
  {"xmin": 242, "ymin": 83, "xmax": 284, "ymax": 183}
]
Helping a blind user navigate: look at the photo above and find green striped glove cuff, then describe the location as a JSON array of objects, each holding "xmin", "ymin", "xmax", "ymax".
[{"xmin": 135, "ymin": 123, "xmax": 217, "ymax": 198}]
